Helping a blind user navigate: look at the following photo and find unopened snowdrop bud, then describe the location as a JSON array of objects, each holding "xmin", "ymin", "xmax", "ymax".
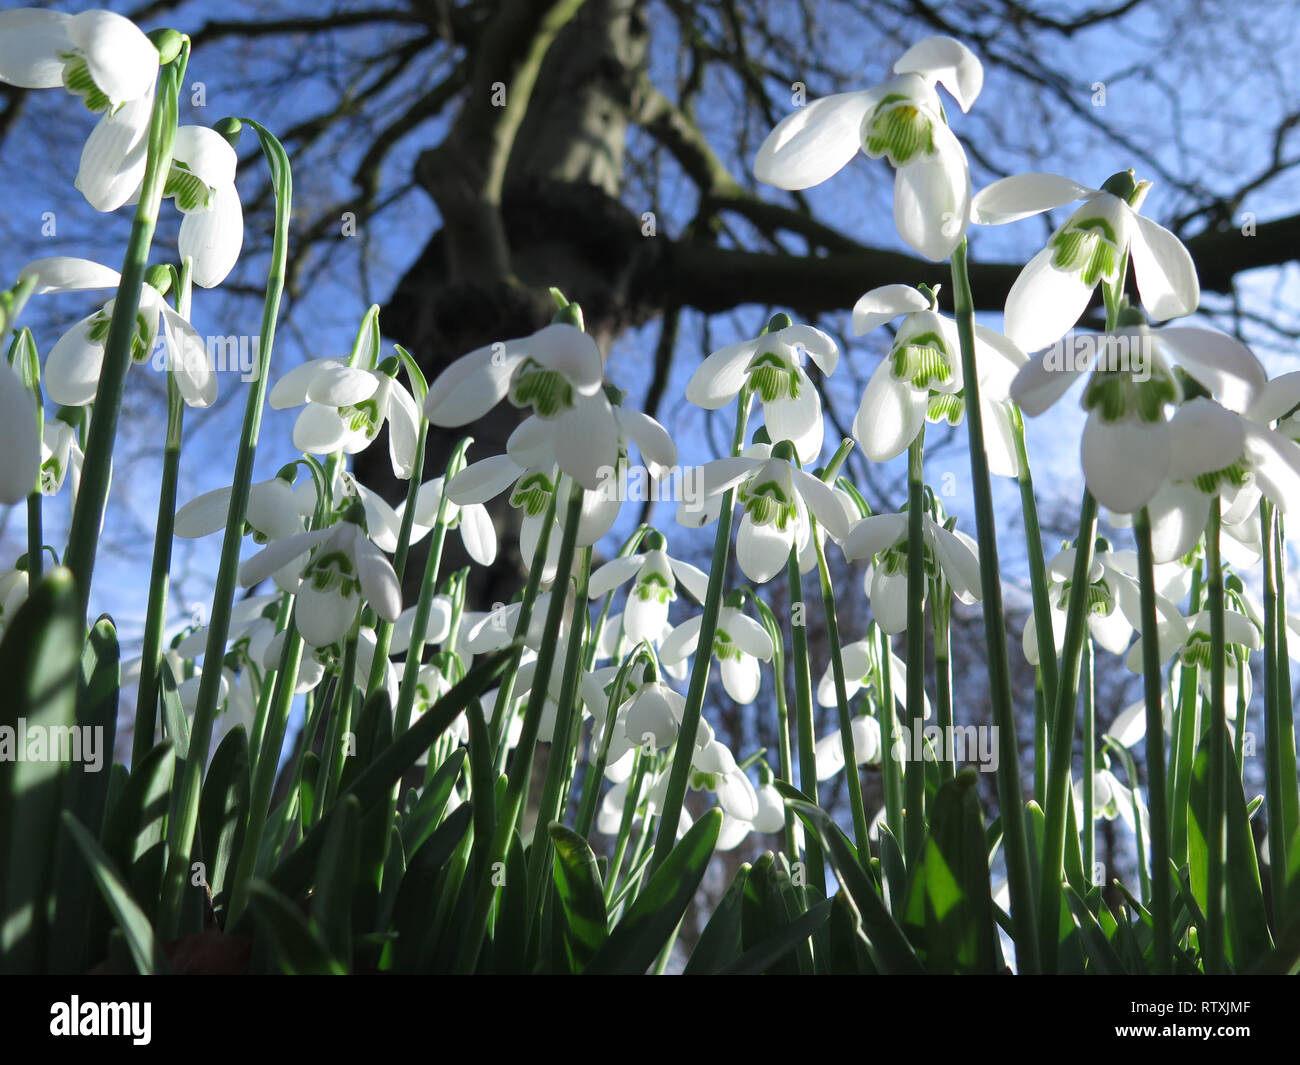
[{"xmin": 147, "ymin": 27, "xmax": 186, "ymax": 66}]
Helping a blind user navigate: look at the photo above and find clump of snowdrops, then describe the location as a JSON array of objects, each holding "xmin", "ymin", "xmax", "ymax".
[{"xmin": 0, "ymin": 12, "xmax": 1296, "ymax": 975}]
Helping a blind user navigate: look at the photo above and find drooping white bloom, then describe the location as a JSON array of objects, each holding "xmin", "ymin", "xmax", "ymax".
[
  {"xmin": 660, "ymin": 597, "xmax": 775, "ymax": 704},
  {"xmin": 678, "ymin": 442, "xmax": 853, "ymax": 584},
  {"xmin": 851, "ymin": 284, "xmax": 1026, "ymax": 476},
  {"xmin": 972, "ymin": 171, "xmax": 1199, "ymax": 352},
  {"xmin": 1012, "ymin": 322, "xmax": 1266, "ymax": 515},
  {"xmin": 754, "ymin": 36, "xmax": 983, "ymax": 260},
  {"xmin": 686, "ymin": 318, "xmax": 837, "ymax": 464},
  {"xmin": 0, "ymin": 10, "xmax": 160, "ymax": 213},
  {"xmin": 170, "ymin": 125, "xmax": 244, "ymax": 289},
  {"xmin": 402, "ymin": 475, "xmax": 497, "ymax": 567},
  {"xmin": 841, "ymin": 507, "xmax": 981, "ymax": 634},
  {"xmin": 814, "ymin": 638, "xmax": 925, "ymax": 718},
  {"xmin": 587, "ymin": 534, "xmax": 709, "ymax": 646},
  {"xmin": 238, "ymin": 516, "xmax": 401, "ymax": 648},
  {"xmin": 39, "ymin": 414, "xmax": 84, "ymax": 498},
  {"xmin": 270, "ymin": 357, "xmax": 419, "ymax": 479},
  {"xmin": 814, "ymin": 715, "xmax": 883, "ymax": 781},
  {"xmin": 45, "ymin": 282, "xmax": 216, "ymax": 408}
]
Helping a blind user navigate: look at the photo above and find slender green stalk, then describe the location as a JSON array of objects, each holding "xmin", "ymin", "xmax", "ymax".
[
  {"xmin": 458, "ymin": 481, "xmax": 585, "ymax": 972},
  {"xmin": 787, "ymin": 541, "xmax": 824, "ymax": 896},
  {"xmin": 1082, "ymin": 638, "xmax": 1096, "ymax": 880},
  {"xmin": 605, "ymin": 749, "xmax": 650, "ymax": 907},
  {"xmin": 815, "ymin": 525, "xmax": 870, "ymax": 853},
  {"xmin": 65, "ymin": 56, "xmax": 184, "ymax": 618},
  {"xmin": 950, "ymin": 238, "xmax": 1039, "ymax": 973},
  {"xmin": 1170, "ymin": 564, "xmax": 1204, "ymax": 864},
  {"xmin": 1134, "ymin": 506, "xmax": 1172, "ymax": 972},
  {"xmin": 649, "ymin": 390, "xmax": 752, "ymax": 871},
  {"xmin": 158, "ymin": 118, "xmax": 291, "ymax": 938},
  {"xmin": 1205, "ymin": 499, "xmax": 1227, "ymax": 973},
  {"xmin": 525, "ymin": 544, "xmax": 592, "ymax": 934},
  {"xmin": 133, "ymin": 261, "xmax": 190, "ymax": 766},
  {"xmin": 317, "ymin": 621, "xmax": 360, "ymax": 812},
  {"xmin": 226, "ymin": 618, "xmax": 306, "ymax": 924},
  {"xmin": 1263, "ymin": 499, "xmax": 1298, "ymax": 929},
  {"xmin": 753, "ymin": 597, "xmax": 799, "ymax": 871},
  {"xmin": 877, "ymin": 627, "xmax": 904, "ymax": 840},
  {"xmin": 931, "ymin": 577, "xmax": 954, "ymax": 781},
  {"xmin": 1038, "ymin": 489, "xmax": 1097, "ymax": 972},
  {"xmin": 903, "ymin": 430, "xmax": 928, "ymax": 862}
]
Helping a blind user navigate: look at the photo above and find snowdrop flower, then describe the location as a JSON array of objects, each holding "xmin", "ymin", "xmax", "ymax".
[
  {"xmin": 972, "ymin": 170, "xmax": 1199, "ymax": 352},
  {"xmin": 754, "ymin": 36, "xmax": 983, "ymax": 260},
  {"xmin": 1012, "ymin": 319, "xmax": 1266, "ymax": 515},
  {"xmin": 586, "ymin": 532, "xmax": 709, "ymax": 646},
  {"xmin": 659, "ymin": 592, "xmax": 775, "ymax": 704},
  {"xmin": 851, "ymin": 284, "xmax": 1026, "ymax": 476},
  {"xmin": 1125, "ymin": 606, "xmax": 1260, "ymax": 716},
  {"xmin": 46, "ymin": 280, "xmax": 215, "ymax": 408},
  {"xmin": 717, "ymin": 774, "xmax": 787, "ymax": 851},
  {"xmin": 237, "ymin": 509, "xmax": 401, "ymax": 649},
  {"xmin": 0, "ymin": 360, "xmax": 40, "ymax": 503},
  {"xmin": 679, "ymin": 441, "xmax": 852, "ymax": 584},
  {"xmin": 1074, "ymin": 767, "xmax": 1139, "ymax": 834},
  {"xmin": 689, "ymin": 732, "xmax": 759, "ymax": 824},
  {"xmin": 271, "ymin": 356, "xmax": 419, "ymax": 479},
  {"xmin": 1022, "ymin": 540, "xmax": 1186, "ymax": 665},
  {"xmin": 0, "ymin": 568, "xmax": 30, "ymax": 637},
  {"xmin": 814, "ymin": 714, "xmax": 884, "ymax": 781},
  {"xmin": 38, "ymin": 413, "xmax": 83, "ymax": 498},
  {"xmin": 402, "ymin": 475, "xmax": 497, "ymax": 567},
  {"xmin": 842, "ymin": 506, "xmax": 981, "ymax": 634},
  {"xmin": 815, "ymin": 638, "xmax": 924, "ymax": 717},
  {"xmin": 169, "ymin": 125, "xmax": 244, "ymax": 289},
  {"xmin": 685, "ymin": 314, "xmax": 837, "ymax": 464},
  {"xmin": 0, "ymin": 10, "xmax": 160, "ymax": 213},
  {"xmin": 1140, "ymin": 397, "xmax": 1300, "ymax": 563}
]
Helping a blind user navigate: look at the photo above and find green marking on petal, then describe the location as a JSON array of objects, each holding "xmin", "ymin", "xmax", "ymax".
[
  {"xmin": 509, "ymin": 358, "xmax": 574, "ymax": 417},
  {"xmin": 863, "ymin": 95, "xmax": 936, "ymax": 167},
  {"xmin": 510, "ymin": 472, "xmax": 556, "ymax": 516}
]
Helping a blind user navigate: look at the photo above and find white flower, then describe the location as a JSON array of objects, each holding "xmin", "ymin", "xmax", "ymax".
[
  {"xmin": 1012, "ymin": 323, "xmax": 1266, "ymax": 515},
  {"xmin": 402, "ymin": 475, "xmax": 497, "ymax": 567},
  {"xmin": 1125, "ymin": 607, "xmax": 1260, "ymax": 718},
  {"xmin": 45, "ymin": 282, "xmax": 215, "ymax": 408},
  {"xmin": 0, "ymin": 10, "xmax": 160, "ymax": 214},
  {"xmin": 678, "ymin": 442, "xmax": 853, "ymax": 584},
  {"xmin": 0, "ymin": 568, "xmax": 30, "ymax": 637},
  {"xmin": 271, "ymin": 358, "xmax": 419, "ymax": 479},
  {"xmin": 170, "ymin": 125, "xmax": 244, "ymax": 289},
  {"xmin": 841, "ymin": 509, "xmax": 981, "ymax": 634},
  {"xmin": 814, "ymin": 715, "xmax": 883, "ymax": 780},
  {"xmin": 851, "ymin": 284, "xmax": 1026, "ymax": 476},
  {"xmin": 754, "ymin": 36, "xmax": 983, "ymax": 260},
  {"xmin": 972, "ymin": 171, "xmax": 1199, "ymax": 352},
  {"xmin": 587, "ymin": 536, "xmax": 710, "ymax": 647},
  {"xmin": 685, "ymin": 318, "xmax": 837, "ymax": 464},
  {"xmin": 39, "ymin": 415, "xmax": 83, "ymax": 498},
  {"xmin": 659, "ymin": 598, "xmax": 775, "ymax": 704},
  {"xmin": 1074, "ymin": 768, "xmax": 1138, "ymax": 834},
  {"xmin": 0, "ymin": 360, "xmax": 40, "ymax": 503},
  {"xmin": 238, "ymin": 517, "xmax": 401, "ymax": 648},
  {"xmin": 814, "ymin": 638, "xmax": 924, "ymax": 718}
]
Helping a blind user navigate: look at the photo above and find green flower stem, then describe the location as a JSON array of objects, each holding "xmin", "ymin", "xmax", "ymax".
[
  {"xmin": 247, "ymin": 593, "xmax": 292, "ymax": 770},
  {"xmin": 931, "ymin": 580, "xmax": 953, "ymax": 781},
  {"xmin": 814, "ymin": 522, "xmax": 870, "ymax": 854},
  {"xmin": 132, "ymin": 260, "xmax": 191, "ymax": 766},
  {"xmin": 787, "ymin": 540, "xmax": 825, "ymax": 896},
  {"xmin": 488, "ymin": 487, "xmax": 559, "ymax": 762},
  {"xmin": 950, "ymin": 237, "xmax": 1039, "ymax": 973},
  {"xmin": 1038, "ymin": 487, "xmax": 1097, "ymax": 972},
  {"xmin": 649, "ymin": 389, "xmax": 753, "ymax": 872},
  {"xmin": 605, "ymin": 748, "xmax": 650, "ymax": 907},
  {"xmin": 391, "ymin": 438, "xmax": 472, "ymax": 735},
  {"xmin": 904, "ymin": 429, "xmax": 927, "ymax": 862},
  {"xmin": 525, "ymin": 544, "xmax": 592, "ymax": 934},
  {"xmin": 1262, "ymin": 499, "xmax": 1298, "ymax": 930},
  {"xmin": 158, "ymin": 118, "xmax": 291, "ymax": 939},
  {"xmin": 753, "ymin": 596, "xmax": 799, "ymax": 870},
  {"xmin": 458, "ymin": 480, "xmax": 585, "ymax": 972},
  {"xmin": 318, "ymin": 620, "xmax": 361, "ymax": 813},
  {"xmin": 877, "ymin": 627, "xmax": 905, "ymax": 840},
  {"xmin": 1134, "ymin": 506, "xmax": 1173, "ymax": 972},
  {"xmin": 572, "ymin": 649, "xmax": 638, "ymax": 840},
  {"xmin": 226, "ymin": 618, "xmax": 306, "ymax": 925},
  {"xmin": 11, "ymin": 329, "xmax": 43, "ymax": 582},
  {"xmin": 65, "ymin": 56, "xmax": 183, "ymax": 619},
  {"xmin": 1205, "ymin": 499, "xmax": 1227, "ymax": 974},
  {"xmin": 1170, "ymin": 562, "xmax": 1204, "ymax": 864},
  {"xmin": 1082, "ymin": 637, "xmax": 1096, "ymax": 879},
  {"xmin": 1104, "ymin": 737, "xmax": 1152, "ymax": 903},
  {"xmin": 1033, "ymin": 674, "xmax": 1047, "ymax": 805}
]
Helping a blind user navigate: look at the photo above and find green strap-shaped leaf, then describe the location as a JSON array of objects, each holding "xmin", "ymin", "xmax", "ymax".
[
  {"xmin": 786, "ymin": 799, "xmax": 923, "ymax": 974},
  {"xmin": 312, "ymin": 795, "xmax": 361, "ymax": 968},
  {"xmin": 60, "ymin": 812, "xmax": 168, "ymax": 975},
  {"xmin": 684, "ymin": 864, "xmax": 749, "ymax": 975},
  {"xmin": 199, "ymin": 726, "xmax": 249, "ymax": 917},
  {"xmin": 246, "ymin": 880, "xmax": 345, "ymax": 975},
  {"xmin": 549, "ymin": 823, "xmax": 608, "ymax": 973},
  {"xmin": 0, "ymin": 568, "xmax": 82, "ymax": 972},
  {"xmin": 901, "ymin": 770, "xmax": 999, "ymax": 974},
  {"xmin": 400, "ymin": 748, "xmax": 465, "ymax": 857},
  {"xmin": 585, "ymin": 808, "xmax": 722, "ymax": 975},
  {"xmin": 720, "ymin": 899, "xmax": 833, "ymax": 975}
]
